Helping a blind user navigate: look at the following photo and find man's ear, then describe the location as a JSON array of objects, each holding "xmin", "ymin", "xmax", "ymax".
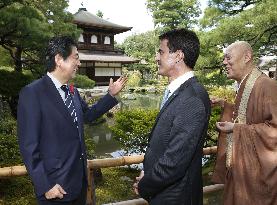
[
  {"xmin": 55, "ymin": 54, "xmax": 63, "ymax": 69},
  {"xmin": 244, "ymin": 51, "xmax": 252, "ymax": 64},
  {"xmin": 176, "ymin": 50, "xmax": 184, "ymax": 63}
]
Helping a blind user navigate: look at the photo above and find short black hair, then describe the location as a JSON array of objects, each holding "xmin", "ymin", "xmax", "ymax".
[
  {"xmin": 159, "ymin": 28, "xmax": 200, "ymax": 69},
  {"xmin": 45, "ymin": 36, "xmax": 77, "ymax": 72}
]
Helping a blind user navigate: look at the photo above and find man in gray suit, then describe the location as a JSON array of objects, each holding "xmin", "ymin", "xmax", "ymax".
[{"xmin": 133, "ymin": 28, "xmax": 211, "ymax": 205}]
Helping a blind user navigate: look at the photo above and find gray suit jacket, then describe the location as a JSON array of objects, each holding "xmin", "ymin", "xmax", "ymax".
[{"xmin": 138, "ymin": 77, "xmax": 211, "ymax": 205}]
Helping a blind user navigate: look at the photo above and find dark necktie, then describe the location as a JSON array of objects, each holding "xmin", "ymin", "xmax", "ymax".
[{"xmin": 61, "ymin": 85, "xmax": 78, "ymax": 126}]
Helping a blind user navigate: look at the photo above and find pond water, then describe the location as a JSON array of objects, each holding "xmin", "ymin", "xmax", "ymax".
[{"xmin": 86, "ymin": 93, "xmax": 162, "ymax": 158}]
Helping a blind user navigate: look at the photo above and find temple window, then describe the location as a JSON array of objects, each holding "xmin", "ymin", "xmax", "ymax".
[
  {"xmin": 104, "ymin": 36, "xmax": 111, "ymax": 44},
  {"xmin": 78, "ymin": 34, "xmax": 84, "ymax": 43},
  {"xmin": 91, "ymin": 35, "xmax": 97, "ymax": 44}
]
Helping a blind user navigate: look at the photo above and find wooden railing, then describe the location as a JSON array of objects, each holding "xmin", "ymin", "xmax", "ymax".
[{"xmin": 0, "ymin": 146, "xmax": 223, "ymax": 205}]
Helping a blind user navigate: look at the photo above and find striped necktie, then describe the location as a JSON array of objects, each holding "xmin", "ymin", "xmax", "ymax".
[
  {"xmin": 160, "ymin": 88, "xmax": 170, "ymax": 110},
  {"xmin": 61, "ymin": 85, "xmax": 78, "ymax": 126}
]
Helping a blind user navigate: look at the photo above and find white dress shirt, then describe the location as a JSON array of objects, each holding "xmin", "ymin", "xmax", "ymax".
[
  {"xmin": 47, "ymin": 72, "xmax": 67, "ymax": 102},
  {"xmin": 167, "ymin": 71, "xmax": 194, "ymax": 98}
]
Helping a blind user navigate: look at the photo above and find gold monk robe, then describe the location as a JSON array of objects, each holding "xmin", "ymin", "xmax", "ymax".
[{"xmin": 212, "ymin": 73, "xmax": 277, "ymax": 205}]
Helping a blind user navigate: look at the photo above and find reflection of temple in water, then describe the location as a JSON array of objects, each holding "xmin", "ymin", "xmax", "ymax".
[{"xmin": 92, "ymin": 133, "xmax": 112, "ymax": 144}]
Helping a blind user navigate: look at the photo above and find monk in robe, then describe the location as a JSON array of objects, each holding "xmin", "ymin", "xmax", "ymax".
[{"xmin": 211, "ymin": 41, "xmax": 277, "ymax": 205}]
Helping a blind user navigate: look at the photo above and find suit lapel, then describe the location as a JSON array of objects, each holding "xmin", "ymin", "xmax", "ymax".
[
  {"xmin": 42, "ymin": 75, "xmax": 76, "ymax": 127},
  {"xmin": 148, "ymin": 77, "xmax": 196, "ymax": 142}
]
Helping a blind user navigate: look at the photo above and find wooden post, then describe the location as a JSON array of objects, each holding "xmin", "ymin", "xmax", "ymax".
[{"xmin": 86, "ymin": 167, "xmax": 96, "ymax": 205}]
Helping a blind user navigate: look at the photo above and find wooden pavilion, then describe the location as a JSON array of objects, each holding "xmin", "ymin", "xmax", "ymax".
[{"xmin": 73, "ymin": 8, "xmax": 138, "ymax": 85}]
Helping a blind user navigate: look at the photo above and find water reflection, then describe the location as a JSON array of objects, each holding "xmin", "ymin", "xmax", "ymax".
[
  {"xmin": 120, "ymin": 93, "xmax": 162, "ymax": 110},
  {"xmin": 86, "ymin": 93, "xmax": 162, "ymax": 158}
]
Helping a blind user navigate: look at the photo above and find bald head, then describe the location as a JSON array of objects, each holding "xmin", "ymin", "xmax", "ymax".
[
  {"xmin": 223, "ymin": 41, "xmax": 255, "ymax": 82},
  {"xmin": 227, "ymin": 41, "xmax": 253, "ymax": 60}
]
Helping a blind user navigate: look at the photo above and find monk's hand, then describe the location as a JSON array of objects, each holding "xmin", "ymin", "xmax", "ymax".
[
  {"xmin": 133, "ymin": 170, "xmax": 144, "ymax": 195},
  {"xmin": 108, "ymin": 76, "xmax": 128, "ymax": 97},
  {"xmin": 216, "ymin": 121, "xmax": 234, "ymax": 133},
  {"xmin": 45, "ymin": 184, "xmax": 67, "ymax": 199},
  {"xmin": 210, "ymin": 97, "xmax": 225, "ymax": 108}
]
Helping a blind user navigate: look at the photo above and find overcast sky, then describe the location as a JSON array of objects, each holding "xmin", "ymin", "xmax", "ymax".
[
  {"xmin": 67, "ymin": 0, "xmax": 208, "ymax": 43},
  {"xmin": 67, "ymin": 0, "xmax": 154, "ymax": 43}
]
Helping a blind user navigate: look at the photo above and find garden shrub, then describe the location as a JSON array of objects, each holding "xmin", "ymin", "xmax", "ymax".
[
  {"xmin": 110, "ymin": 108, "xmax": 158, "ymax": 154},
  {"xmin": 0, "ymin": 68, "xmax": 34, "ymax": 98},
  {"xmin": 0, "ymin": 111, "xmax": 22, "ymax": 167},
  {"xmin": 126, "ymin": 70, "xmax": 141, "ymax": 87},
  {"xmin": 205, "ymin": 86, "xmax": 236, "ymax": 147},
  {"xmin": 0, "ymin": 67, "xmax": 34, "ymax": 118},
  {"xmin": 208, "ymin": 86, "xmax": 235, "ymax": 103},
  {"xmin": 70, "ymin": 74, "xmax": 95, "ymax": 89}
]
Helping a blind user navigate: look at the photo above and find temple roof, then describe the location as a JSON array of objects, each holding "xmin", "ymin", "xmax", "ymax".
[
  {"xmin": 73, "ymin": 8, "xmax": 132, "ymax": 34},
  {"xmin": 79, "ymin": 52, "xmax": 139, "ymax": 64}
]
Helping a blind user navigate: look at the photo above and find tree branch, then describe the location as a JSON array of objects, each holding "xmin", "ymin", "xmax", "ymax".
[{"xmin": 248, "ymin": 25, "xmax": 277, "ymax": 46}]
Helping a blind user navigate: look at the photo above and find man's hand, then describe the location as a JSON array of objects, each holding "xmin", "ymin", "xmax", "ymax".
[
  {"xmin": 216, "ymin": 121, "xmax": 234, "ymax": 133},
  {"xmin": 108, "ymin": 76, "xmax": 128, "ymax": 97},
  {"xmin": 45, "ymin": 184, "xmax": 67, "ymax": 199},
  {"xmin": 133, "ymin": 171, "xmax": 144, "ymax": 195},
  {"xmin": 210, "ymin": 97, "xmax": 225, "ymax": 108}
]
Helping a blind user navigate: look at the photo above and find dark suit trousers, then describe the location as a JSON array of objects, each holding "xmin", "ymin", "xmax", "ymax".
[{"xmin": 38, "ymin": 179, "xmax": 87, "ymax": 205}]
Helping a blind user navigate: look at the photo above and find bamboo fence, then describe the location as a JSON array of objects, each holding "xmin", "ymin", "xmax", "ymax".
[{"xmin": 0, "ymin": 146, "xmax": 222, "ymax": 205}]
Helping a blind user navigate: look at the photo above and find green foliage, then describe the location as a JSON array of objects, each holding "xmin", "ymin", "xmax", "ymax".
[
  {"xmin": 84, "ymin": 125, "xmax": 96, "ymax": 159},
  {"xmin": 0, "ymin": 0, "xmax": 80, "ymax": 73},
  {"xmin": 95, "ymin": 167, "xmax": 140, "ymax": 205},
  {"xmin": 0, "ymin": 67, "xmax": 34, "ymax": 98},
  {"xmin": 119, "ymin": 30, "xmax": 158, "ymax": 77},
  {"xmin": 0, "ymin": 67, "xmax": 34, "ymax": 117},
  {"xmin": 208, "ymin": 0, "xmax": 262, "ymax": 15},
  {"xmin": 200, "ymin": 0, "xmax": 277, "ymax": 60},
  {"xmin": 0, "ymin": 46, "xmax": 13, "ymax": 66},
  {"xmin": 0, "ymin": 121, "xmax": 22, "ymax": 167},
  {"xmin": 110, "ymin": 108, "xmax": 159, "ymax": 154},
  {"xmin": 146, "ymin": 0, "xmax": 201, "ymax": 31},
  {"xmin": 195, "ymin": 69, "xmax": 234, "ymax": 87},
  {"xmin": 208, "ymin": 86, "xmax": 235, "ymax": 103},
  {"xmin": 0, "ymin": 176, "xmax": 36, "ymax": 205},
  {"xmin": 70, "ymin": 74, "xmax": 95, "ymax": 89},
  {"xmin": 205, "ymin": 107, "xmax": 222, "ymax": 146},
  {"xmin": 96, "ymin": 10, "xmax": 104, "ymax": 18},
  {"xmin": 0, "ymin": 101, "xmax": 22, "ymax": 167},
  {"xmin": 204, "ymin": 86, "xmax": 235, "ymax": 147},
  {"xmin": 126, "ymin": 71, "xmax": 142, "ymax": 87}
]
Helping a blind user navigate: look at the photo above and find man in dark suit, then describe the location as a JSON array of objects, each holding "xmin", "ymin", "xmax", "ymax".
[
  {"xmin": 133, "ymin": 28, "xmax": 211, "ymax": 204},
  {"xmin": 17, "ymin": 36, "xmax": 127, "ymax": 205}
]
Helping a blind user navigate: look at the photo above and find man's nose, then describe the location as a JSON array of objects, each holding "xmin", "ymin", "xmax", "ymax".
[{"xmin": 223, "ymin": 58, "xmax": 228, "ymax": 65}]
